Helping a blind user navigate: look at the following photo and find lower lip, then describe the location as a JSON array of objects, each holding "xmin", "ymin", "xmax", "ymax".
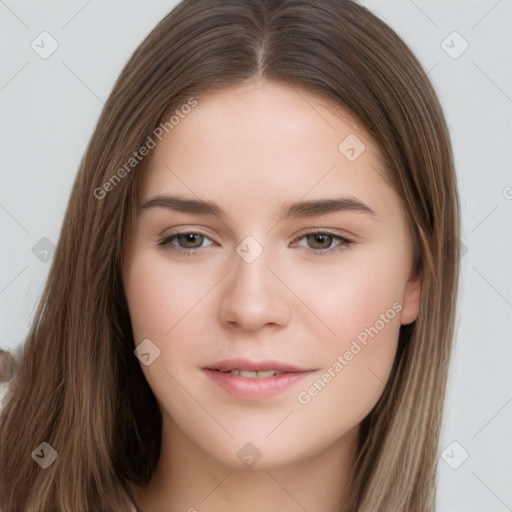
[{"xmin": 203, "ymin": 369, "xmax": 310, "ymax": 400}]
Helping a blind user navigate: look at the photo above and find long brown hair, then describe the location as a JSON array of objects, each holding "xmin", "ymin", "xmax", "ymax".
[{"xmin": 0, "ymin": 1, "xmax": 460, "ymax": 510}]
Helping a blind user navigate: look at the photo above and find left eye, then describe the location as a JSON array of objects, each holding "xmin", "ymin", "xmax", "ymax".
[
  {"xmin": 292, "ymin": 232, "xmax": 352, "ymax": 254},
  {"xmin": 302, "ymin": 233, "xmax": 336, "ymax": 250}
]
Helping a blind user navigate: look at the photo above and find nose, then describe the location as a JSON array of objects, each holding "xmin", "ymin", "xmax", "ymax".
[{"xmin": 217, "ymin": 245, "xmax": 291, "ymax": 332}]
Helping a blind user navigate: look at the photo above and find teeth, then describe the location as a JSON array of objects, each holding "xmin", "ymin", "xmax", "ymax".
[{"xmin": 227, "ymin": 369, "xmax": 282, "ymax": 379}]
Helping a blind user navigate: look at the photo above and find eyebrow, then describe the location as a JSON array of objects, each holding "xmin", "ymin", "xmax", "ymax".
[{"xmin": 141, "ymin": 194, "xmax": 377, "ymax": 220}]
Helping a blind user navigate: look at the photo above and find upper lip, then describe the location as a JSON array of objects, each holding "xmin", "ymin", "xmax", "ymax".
[{"xmin": 205, "ymin": 358, "xmax": 310, "ymax": 373}]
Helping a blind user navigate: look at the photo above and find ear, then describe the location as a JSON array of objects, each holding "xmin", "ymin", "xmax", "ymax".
[{"xmin": 400, "ymin": 273, "xmax": 421, "ymax": 326}]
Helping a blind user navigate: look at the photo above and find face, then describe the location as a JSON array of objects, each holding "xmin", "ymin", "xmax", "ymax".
[{"xmin": 123, "ymin": 82, "xmax": 421, "ymax": 471}]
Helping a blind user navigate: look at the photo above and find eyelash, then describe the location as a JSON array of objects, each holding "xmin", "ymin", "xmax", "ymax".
[{"xmin": 157, "ymin": 230, "xmax": 353, "ymax": 257}]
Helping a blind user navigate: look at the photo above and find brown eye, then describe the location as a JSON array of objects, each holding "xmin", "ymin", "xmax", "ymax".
[
  {"xmin": 293, "ymin": 231, "xmax": 353, "ymax": 256},
  {"xmin": 306, "ymin": 233, "xmax": 333, "ymax": 249},
  {"xmin": 175, "ymin": 233, "xmax": 205, "ymax": 248},
  {"xmin": 158, "ymin": 232, "xmax": 213, "ymax": 252}
]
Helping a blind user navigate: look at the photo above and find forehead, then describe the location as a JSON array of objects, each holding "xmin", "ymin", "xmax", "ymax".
[{"xmin": 141, "ymin": 82, "xmax": 400, "ymax": 221}]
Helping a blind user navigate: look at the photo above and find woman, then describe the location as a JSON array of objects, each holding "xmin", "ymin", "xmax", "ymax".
[{"xmin": 0, "ymin": 0, "xmax": 460, "ymax": 510}]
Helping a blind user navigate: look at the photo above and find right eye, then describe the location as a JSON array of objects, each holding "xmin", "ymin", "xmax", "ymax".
[{"xmin": 158, "ymin": 231, "xmax": 215, "ymax": 255}]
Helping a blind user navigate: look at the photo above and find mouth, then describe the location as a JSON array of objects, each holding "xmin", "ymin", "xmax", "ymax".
[
  {"xmin": 214, "ymin": 369, "xmax": 284, "ymax": 379},
  {"xmin": 205, "ymin": 358, "xmax": 309, "ymax": 377},
  {"xmin": 203, "ymin": 359, "xmax": 314, "ymax": 400}
]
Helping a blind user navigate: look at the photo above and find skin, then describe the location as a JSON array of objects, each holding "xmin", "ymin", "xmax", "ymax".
[
  {"xmin": 0, "ymin": 351, "xmax": 14, "ymax": 383},
  {"xmin": 123, "ymin": 81, "xmax": 421, "ymax": 512}
]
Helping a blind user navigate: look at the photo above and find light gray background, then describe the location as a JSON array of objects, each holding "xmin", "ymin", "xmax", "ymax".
[{"xmin": 1, "ymin": 1, "xmax": 511, "ymax": 510}]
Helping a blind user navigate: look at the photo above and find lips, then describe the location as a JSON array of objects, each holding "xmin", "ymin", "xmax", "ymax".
[{"xmin": 203, "ymin": 358, "xmax": 314, "ymax": 400}]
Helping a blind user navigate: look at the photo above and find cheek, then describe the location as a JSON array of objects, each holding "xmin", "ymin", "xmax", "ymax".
[
  {"xmin": 123, "ymin": 252, "xmax": 223, "ymax": 390},
  {"xmin": 288, "ymin": 246, "xmax": 405, "ymax": 406},
  {"xmin": 124, "ymin": 252, "xmax": 216, "ymax": 341},
  {"xmin": 289, "ymin": 244, "xmax": 407, "ymax": 342},
  {"xmin": 123, "ymin": 253, "xmax": 209, "ymax": 405},
  {"xmin": 292, "ymin": 275, "xmax": 402, "ymax": 437}
]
